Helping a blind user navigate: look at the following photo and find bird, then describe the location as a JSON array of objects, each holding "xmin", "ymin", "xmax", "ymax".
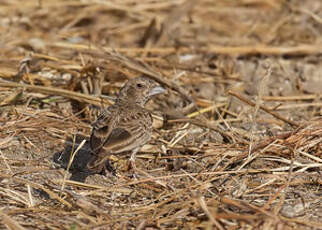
[{"xmin": 87, "ymin": 76, "xmax": 166, "ymax": 175}]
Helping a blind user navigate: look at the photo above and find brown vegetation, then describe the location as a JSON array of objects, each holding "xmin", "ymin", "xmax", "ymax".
[{"xmin": 0, "ymin": 0, "xmax": 321, "ymax": 229}]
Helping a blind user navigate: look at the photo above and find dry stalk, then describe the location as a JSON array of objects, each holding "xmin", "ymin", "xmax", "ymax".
[{"xmin": 60, "ymin": 137, "xmax": 86, "ymax": 192}]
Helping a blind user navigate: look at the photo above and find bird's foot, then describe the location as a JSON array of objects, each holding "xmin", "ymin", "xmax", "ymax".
[
  {"xmin": 100, "ymin": 159, "xmax": 117, "ymax": 177},
  {"xmin": 129, "ymin": 159, "xmax": 140, "ymax": 180}
]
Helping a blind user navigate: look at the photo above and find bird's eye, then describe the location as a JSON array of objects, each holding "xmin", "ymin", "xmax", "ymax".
[{"xmin": 136, "ymin": 83, "xmax": 144, "ymax": 88}]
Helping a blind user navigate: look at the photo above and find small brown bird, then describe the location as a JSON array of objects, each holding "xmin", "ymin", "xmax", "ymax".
[{"xmin": 88, "ymin": 76, "xmax": 165, "ymax": 175}]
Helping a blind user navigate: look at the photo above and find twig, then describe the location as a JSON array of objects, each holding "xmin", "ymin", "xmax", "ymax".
[
  {"xmin": 228, "ymin": 90, "xmax": 299, "ymax": 128},
  {"xmin": 12, "ymin": 177, "xmax": 72, "ymax": 208},
  {"xmin": 50, "ymin": 42, "xmax": 322, "ymax": 56},
  {"xmin": 262, "ymin": 94, "xmax": 322, "ymax": 101},
  {"xmin": 0, "ymin": 210, "xmax": 27, "ymax": 230},
  {"xmin": 60, "ymin": 138, "xmax": 86, "ymax": 192},
  {"xmin": 166, "ymin": 115, "xmax": 235, "ymax": 143},
  {"xmin": 195, "ymin": 195, "xmax": 224, "ymax": 230},
  {"xmin": 247, "ymin": 65, "xmax": 270, "ymax": 158},
  {"xmin": 82, "ymin": 49, "xmax": 194, "ymax": 103},
  {"xmin": 0, "ymin": 149, "xmax": 12, "ymax": 173},
  {"xmin": 0, "ymin": 80, "xmax": 113, "ymax": 106}
]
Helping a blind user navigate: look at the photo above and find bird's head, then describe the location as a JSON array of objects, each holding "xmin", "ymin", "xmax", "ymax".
[{"xmin": 117, "ymin": 77, "xmax": 166, "ymax": 106}]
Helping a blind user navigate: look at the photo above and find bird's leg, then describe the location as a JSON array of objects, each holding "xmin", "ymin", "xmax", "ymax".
[
  {"xmin": 88, "ymin": 155, "xmax": 116, "ymax": 177},
  {"xmin": 130, "ymin": 147, "xmax": 140, "ymax": 179}
]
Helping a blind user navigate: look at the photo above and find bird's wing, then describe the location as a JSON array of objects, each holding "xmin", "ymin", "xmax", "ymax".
[
  {"xmin": 88, "ymin": 126, "xmax": 133, "ymax": 170},
  {"xmin": 88, "ymin": 115, "xmax": 143, "ymax": 169},
  {"xmin": 90, "ymin": 107, "xmax": 147, "ymax": 153},
  {"xmin": 98, "ymin": 127, "xmax": 133, "ymax": 152},
  {"xmin": 88, "ymin": 109, "xmax": 152, "ymax": 169},
  {"xmin": 89, "ymin": 108, "xmax": 115, "ymax": 153}
]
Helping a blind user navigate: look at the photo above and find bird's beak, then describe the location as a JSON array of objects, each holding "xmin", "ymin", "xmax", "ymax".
[{"xmin": 149, "ymin": 86, "xmax": 166, "ymax": 97}]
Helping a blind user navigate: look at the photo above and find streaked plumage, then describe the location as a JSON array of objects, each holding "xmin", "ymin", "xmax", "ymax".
[{"xmin": 87, "ymin": 77, "xmax": 165, "ymax": 174}]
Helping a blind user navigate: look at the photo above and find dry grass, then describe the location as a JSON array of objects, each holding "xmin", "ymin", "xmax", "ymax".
[{"xmin": 0, "ymin": 0, "xmax": 321, "ymax": 229}]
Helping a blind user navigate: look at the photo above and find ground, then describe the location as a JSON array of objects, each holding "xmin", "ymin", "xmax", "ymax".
[{"xmin": 0, "ymin": 0, "xmax": 321, "ymax": 229}]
